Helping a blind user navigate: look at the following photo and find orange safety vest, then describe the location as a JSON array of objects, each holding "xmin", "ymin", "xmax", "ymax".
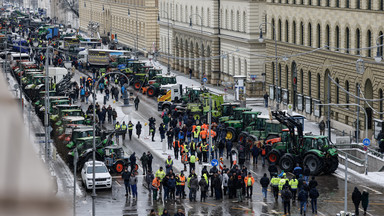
[
  {"xmin": 173, "ymin": 140, "xmax": 180, "ymax": 148},
  {"xmin": 192, "ymin": 125, "xmax": 197, "ymax": 132},
  {"xmin": 179, "ymin": 175, "xmax": 186, "ymax": 186},
  {"xmin": 202, "ymin": 124, "xmax": 208, "ymax": 130},
  {"xmin": 181, "ymin": 153, "xmax": 188, "ymax": 164},
  {"xmin": 244, "ymin": 176, "xmax": 255, "ymax": 186},
  {"xmin": 200, "ymin": 130, "xmax": 207, "ymax": 139},
  {"xmin": 152, "ymin": 178, "xmax": 160, "ymax": 190}
]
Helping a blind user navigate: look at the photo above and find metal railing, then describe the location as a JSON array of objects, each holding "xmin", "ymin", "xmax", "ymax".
[{"xmin": 335, "ymin": 143, "xmax": 384, "ymax": 159}]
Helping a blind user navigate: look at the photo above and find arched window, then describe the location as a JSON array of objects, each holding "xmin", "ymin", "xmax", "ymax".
[
  {"xmin": 336, "ymin": 26, "xmax": 340, "ymax": 51},
  {"xmin": 300, "ymin": 69, "xmax": 304, "ymax": 94},
  {"xmin": 336, "ymin": 78, "xmax": 340, "ymax": 104},
  {"xmin": 309, "ymin": 0, "xmax": 312, "ymax": 5},
  {"xmin": 326, "ymin": 0, "xmax": 330, "ymax": 7},
  {"xmin": 237, "ymin": 11, "xmax": 240, "ymax": 31},
  {"xmin": 317, "ymin": 24, "xmax": 321, "ymax": 48},
  {"xmin": 317, "ymin": 74, "xmax": 321, "ymax": 99},
  {"xmin": 201, "ymin": 7, "xmax": 204, "ymax": 26},
  {"xmin": 279, "ymin": 63, "xmax": 282, "ymax": 86},
  {"xmin": 225, "ymin": 10, "xmax": 228, "ymax": 29},
  {"xmin": 243, "ymin": 12, "xmax": 246, "ymax": 32},
  {"xmin": 238, "ymin": 58, "xmax": 241, "ymax": 76},
  {"xmin": 293, "ymin": 21, "xmax": 297, "ymax": 44},
  {"xmin": 368, "ymin": 0, "xmax": 372, "ymax": 10},
  {"xmin": 308, "ymin": 23, "xmax": 312, "ymax": 47},
  {"xmin": 356, "ymin": 29, "xmax": 360, "ymax": 55},
  {"xmin": 272, "ymin": 19, "xmax": 275, "ymax": 40},
  {"xmin": 379, "ymin": 31, "xmax": 384, "ymax": 57},
  {"xmin": 285, "ymin": 65, "xmax": 289, "ymax": 88},
  {"xmin": 300, "ymin": 22, "xmax": 304, "ymax": 45},
  {"xmin": 308, "ymin": 71, "xmax": 312, "ymax": 96},
  {"xmin": 272, "ymin": 62, "xmax": 275, "ymax": 85},
  {"xmin": 367, "ymin": 30, "xmax": 372, "ymax": 57},
  {"xmin": 381, "ymin": 0, "xmax": 384, "ymax": 10},
  {"xmin": 326, "ymin": 25, "xmax": 330, "ymax": 49},
  {"xmin": 317, "ymin": 0, "xmax": 321, "ymax": 6},
  {"xmin": 345, "ymin": 80, "xmax": 350, "ymax": 108},
  {"xmin": 285, "ymin": 20, "xmax": 289, "ymax": 42},
  {"xmin": 346, "ymin": 0, "xmax": 350, "ymax": 8},
  {"xmin": 207, "ymin": 8, "xmax": 210, "ymax": 27},
  {"xmin": 231, "ymin": 10, "xmax": 234, "ymax": 30},
  {"xmin": 356, "ymin": 0, "xmax": 360, "ymax": 9},
  {"xmin": 380, "ymin": 89, "xmax": 383, "ymax": 119},
  {"xmin": 345, "ymin": 27, "xmax": 350, "ymax": 53},
  {"xmin": 336, "ymin": 0, "xmax": 340, "ymax": 7},
  {"xmin": 278, "ymin": 19, "xmax": 282, "ymax": 41}
]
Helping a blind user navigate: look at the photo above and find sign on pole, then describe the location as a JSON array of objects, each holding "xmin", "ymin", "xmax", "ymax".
[
  {"xmin": 211, "ymin": 159, "xmax": 218, "ymax": 167},
  {"xmin": 363, "ymin": 138, "xmax": 371, "ymax": 146}
]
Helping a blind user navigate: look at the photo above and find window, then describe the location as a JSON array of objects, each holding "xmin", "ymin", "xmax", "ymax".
[
  {"xmin": 309, "ymin": 0, "xmax": 312, "ymax": 5},
  {"xmin": 238, "ymin": 58, "xmax": 241, "ymax": 76},
  {"xmin": 326, "ymin": 0, "xmax": 330, "ymax": 7},
  {"xmin": 272, "ymin": 19, "xmax": 275, "ymax": 40},
  {"xmin": 207, "ymin": 8, "xmax": 210, "ymax": 27},
  {"xmin": 346, "ymin": 27, "xmax": 350, "ymax": 53},
  {"xmin": 278, "ymin": 19, "xmax": 282, "ymax": 41},
  {"xmin": 317, "ymin": 74, "xmax": 321, "ymax": 99},
  {"xmin": 317, "ymin": 0, "xmax": 321, "ymax": 6},
  {"xmin": 336, "ymin": 78, "xmax": 339, "ymax": 104},
  {"xmin": 380, "ymin": 89, "xmax": 383, "ymax": 119},
  {"xmin": 317, "ymin": 24, "xmax": 321, "ymax": 48},
  {"xmin": 345, "ymin": 80, "xmax": 350, "ymax": 108},
  {"xmin": 293, "ymin": 21, "xmax": 297, "ymax": 44},
  {"xmin": 326, "ymin": 25, "xmax": 330, "ymax": 49},
  {"xmin": 279, "ymin": 64, "xmax": 282, "ymax": 86},
  {"xmin": 356, "ymin": 0, "xmax": 360, "ymax": 9},
  {"xmin": 272, "ymin": 62, "xmax": 275, "ymax": 85},
  {"xmin": 308, "ymin": 71, "xmax": 312, "ymax": 96},
  {"xmin": 336, "ymin": 26, "xmax": 340, "ymax": 51},
  {"xmin": 336, "ymin": 0, "xmax": 340, "ymax": 7},
  {"xmin": 231, "ymin": 10, "xmax": 234, "ymax": 30},
  {"xmin": 300, "ymin": 22, "xmax": 304, "ymax": 45},
  {"xmin": 301, "ymin": 0, "xmax": 304, "ymax": 4},
  {"xmin": 381, "ymin": 0, "xmax": 384, "ymax": 10},
  {"xmin": 356, "ymin": 29, "xmax": 360, "ymax": 55},
  {"xmin": 367, "ymin": 30, "xmax": 372, "ymax": 57},
  {"xmin": 346, "ymin": 0, "xmax": 350, "ymax": 8},
  {"xmin": 368, "ymin": 0, "xmax": 372, "ymax": 10},
  {"xmin": 225, "ymin": 10, "xmax": 228, "ymax": 29},
  {"xmin": 201, "ymin": 7, "xmax": 204, "ymax": 26},
  {"xmin": 308, "ymin": 23, "xmax": 312, "ymax": 47},
  {"xmin": 285, "ymin": 20, "xmax": 289, "ymax": 42},
  {"xmin": 286, "ymin": 65, "xmax": 289, "ymax": 88},
  {"xmin": 379, "ymin": 31, "xmax": 384, "ymax": 57},
  {"xmin": 243, "ymin": 12, "xmax": 246, "ymax": 32},
  {"xmin": 232, "ymin": 56, "xmax": 235, "ymax": 76},
  {"xmin": 300, "ymin": 69, "xmax": 303, "ymax": 94},
  {"xmin": 237, "ymin": 11, "xmax": 240, "ymax": 31}
]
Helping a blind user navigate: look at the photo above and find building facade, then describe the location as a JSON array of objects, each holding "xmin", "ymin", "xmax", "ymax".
[
  {"xmin": 79, "ymin": 0, "xmax": 159, "ymax": 55},
  {"xmin": 265, "ymin": 0, "xmax": 384, "ymax": 140},
  {"xmin": 158, "ymin": 0, "xmax": 266, "ymax": 96}
]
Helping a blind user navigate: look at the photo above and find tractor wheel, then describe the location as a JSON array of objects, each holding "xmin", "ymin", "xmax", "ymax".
[
  {"xmin": 133, "ymin": 81, "xmax": 141, "ymax": 90},
  {"xmin": 225, "ymin": 127, "xmax": 237, "ymax": 142},
  {"xmin": 267, "ymin": 150, "xmax": 280, "ymax": 164},
  {"xmin": 279, "ymin": 154, "xmax": 295, "ymax": 172},
  {"xmin": 147, "ymin": 86, "xmax": 156, "ymax": 97},
  {"xmin": 113, "ymin": 161, "xmax": 125, "ymax": 173},
  {"xmin": 162, "ymin": 104, "xmax": 170, "ymax": 112},
  {"xmin": 324, "ymin": 156, "xmax": 339, "ymax": 174},
  {"xmin": 304, "ymin": 154, "xmax": 323, "ymax": 176},
  {"xmin": 266, "ymin": 134, "xmax": 279, "ymax": 141},
  {"xmin": 238, "ymin": 132, "xmax": 249, "ymax": 144}
]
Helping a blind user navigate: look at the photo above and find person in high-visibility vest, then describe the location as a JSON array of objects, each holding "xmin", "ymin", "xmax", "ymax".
[
  {"xmin": 200, "ymin": 129, "xmax": 207, "ymax": 143},
  {"xmin": 173, "ymin": 140, "xmax": 180, "ymax": 160},
  {"xmin": 270, "ymin": 175, "xmax": 280, "ymax": 201},
  {"xmin": 155, "ymin": 167, "xmax": 166, "ymax": 194},
  {"xmin": 289, "ymin": 175, "xmax": 299, "ymax": 200},
  {"xmin": 193, "ymin": 129, "xmax": 200, "ymax": 143},
  {"xmin": 165, "ymin": 155, "xmax": 173, "ymax": 174},
  {"xmin": 178, "ymin": 172, "xmax": 186, "ymax": 199},
  {"xmin": 244, "ymin": 172, "xmax": 255, "ymax": 198},
  {"xmin": 201, "ymin": 142, "xmax": 208, "ymax": 162},
  {"xmin": 121, "ymin": 121, "xmax": 127, "ymax": 141},
  {"xmin": 115, "ymin": 122, "xmax": 121, "ymax": 145},
  {"xmin": 181, "ymin": 152, "xmax": 188, "ymax": 171},
  {"xmin": 189, "ymin": 153, "xmax": 196, "ymax": 172},
  {"xmin": 128, "ymin": 121, "xmax": 134, "ymax": 140},
  {"xmin": 152, "ymin": 177, "xmax": 161, "ymax": 201},
  {"xmin": 279, "ymin": 173, "xmax": 289, "ymax": 191}
]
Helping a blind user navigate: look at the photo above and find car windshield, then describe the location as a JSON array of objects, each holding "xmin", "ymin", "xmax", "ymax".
[{"xmin": 87, "ymin": 166, "xmax": 108, "ymax": 174}]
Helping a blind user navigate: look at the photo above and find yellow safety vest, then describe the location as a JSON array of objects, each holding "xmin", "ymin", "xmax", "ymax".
[
  {"xmin": 128, "ymin": 123, "xmax": 133, "ymax": 130},
  {"xmin": 289, "ymin": 179, "xmax": 298, "ymax": 189},
  {"xmin": 271, "ymin": 177, "xmax": 280, "ymax": 186},
  {"xmin": 193, "ymin": 131, "xmax": 199, "ymax": 138},
  {"xmin": 155, "ymin": 170, "xmax": 166, "ymax": 180},
  {"xmin": 115, "ymin": 124, "xmax": 121, "ymax": 130},
  {"xmin": 166, "ymin": 159, "xmax": 173, "ymax": 165},
  {"xmin": 121, "ymin": 125, "xmax": 127, "ymax": 130},
  {"xmin": 190, "ymin": 155, "xmax": 196, "ymax": 163},
  {"xmin": 279, "ymin": 178, "xmax": 288, "ymax": 191}
]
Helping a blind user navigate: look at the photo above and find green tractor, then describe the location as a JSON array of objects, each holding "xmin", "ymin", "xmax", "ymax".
[
  {"xmin": 186, "ymin": 92, "xmax": 224, "ymax": 124},
  {"xmin": 50, "ymin": 105, "xmax": 82, "ymax": 122},
  {"xmin": 219, "ymin": 107, "xmax": 251, "ymax": 123},
  {"xmin": 104, "ymin": 145, "xmax": 136, "ymax": 173},
  {"xmin": 141, "ymin": 75, "xmax": 177, "ymax": 97},
  {"xmin": 218, "ymin": 102, "xmax": 241, "ymax": 122},
  {"xmin": 266, "ymin": 111, "xmax": 339, "ymax": 176},
  {"xmin": 131, "ymin": 67, "xmax": 161, "ymax": 90},
  {"xmin": 224, "ymin": 111, "xmax": 262, "ymax": 143}
]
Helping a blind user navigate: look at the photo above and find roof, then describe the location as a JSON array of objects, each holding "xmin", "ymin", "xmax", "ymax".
[
  {"xmin": 105, "ymin": 145, "xmax": 123, "ymax": 150},
  {"xmin": 62, "ymin": 116, "xmax": 85, "ymax": 121},
  {"xmin": 76, "ymin": 136, "xmax": 100, "ymax": 141}
]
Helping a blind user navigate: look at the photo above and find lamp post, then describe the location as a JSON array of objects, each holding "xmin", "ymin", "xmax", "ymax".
[
  {"xmin": 258, "ymin": 22, "xmax": 279, "ymax": 111},
  {"xmin": 91, "ymin": 71, "xmax": 130, "ymax": 216},
  {"xmin": 158, "ymin": 10, "xmax": 171, "ymax": 75},
  {"xmin": 44, "ymin": 46, "xmax": 53, "ymax": 163},
  {"xmin": 189, "ymin": 14, "xmax": 204, "ymax": 85},
  {"xmin": 374, "ymin": 34, "xmax": 384, "ymax": 62},
  {"xmin": 128, "ymin": 8, "xmax": 138, "ymax": 59}
]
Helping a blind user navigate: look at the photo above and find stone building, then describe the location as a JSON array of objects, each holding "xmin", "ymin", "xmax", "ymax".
[
  {"xmin": 78, "ymin": 0, "xmax": 159, "ymax": 56},
  {"xmin": 265, "ymin": 0, "xmax": 384, "ymax": 140},
  {"xmin": 158, "ymin": 0, "xmax": 266, "ymax": 96}
]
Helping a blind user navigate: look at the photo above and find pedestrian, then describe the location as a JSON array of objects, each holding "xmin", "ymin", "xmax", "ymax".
[
  {"xmin": 281, "ymin": 185, "xmax": 292, "ymax": 215},
  {"xmin": 188, "ymin": 173, "xmax": 199, "ymax": 202},
  {"xmin": 263, "ymin": 92, "xmax": 269, "ymax": 108},
  {"xmin": 134, "ymin": 95, "xmax": 140, "ymax": 111},
  {"xmin": 309, "ymin": 186, "xmax": 319, "ymax": 214},
  {"xmin": 152, "ymin": 177, "xmax": 161, "ymax": 201},
  {"xmin": 150, "ymin": 124, "xmax": 156, "ymax": 142},
  {"xmin": 176, "ymin": 171, "xmax": 186, "ymax": 199},
  {"xmin": 122, "ymin": 167, "xmax": 131, "ymax": 196},
  {"xmin": 165, "ymin": 155, "xmax": 173, "ymax": 174},
  {"xmin": 130, "ymin": 152, "xmax": 137, "ymax": 173},
  {"xmin": 105, "ymin": 87, "xmax": 110, "ymax": 101},
  {"xmin": 251, "ymin": 144, "xmax": 260, "ymax": 165},
  {"xmin": 162, "ymin": 175, "xmax": 170, "ymax": 201},
  {"xmin": 128, "ymin": 121, "xmax": 134, "ymax": 140},
  {"xmin": 222, "ymin": 171, "xmax": 229, "ymax": 196},
  {"xmin": 244, "ymin": 172, "xmax": 255, "ymax": 198},
  {"xmin": 130, "ymin": 172, "xmax": 138, "ymax": 199},
  {"xmin": 189, "ymin": 68, "xmax": 192, "ymax": 79},
  {"xmin": 319, "ymin": 120, "xmax": 325, "ymax": 135},
  {"xmin": 352, "ymin": 187, "xmax": 362, "ymax": 216},
  {"xmin": 112, "ymin": 109, "xmax": 117, "ymax": 125},
  {"xmin": 162, "ymin": 209, "xmax": 170, "ymax": 216},
  {"xmin": 270, "ymin": 175, "xmax": 280, "ymax": 201},
  {"xmin": 155, "ymin": 167, "xmax": 166, "ymax": 195},
  {"xmin": 173, "ymin": 139, "xmax": 180, "ymax": 159},
  {"xmin": 121, "ymin": 121, "xmax": 127, "ymax": 141},
  {"xmin": 308, "ymin": 176, "xmax": 318, "ymax": 189},
  {"xmin": 140, "ymin": 152, "xmax": 148, "ymax": 175},
  {"xmin": 147, "ymin": 151, "xmax": 153, "ymax": 172},
  {"xmin": 361, "ymin": 190, "xmax": 369, "ymax": 215},
  {"xmin": 260, "ymin": 173, "xmax": 270, "ymax": 199},
  {"xmin": 146, "ymin": 170, "xmax": 154, "ymax": 191},
  {"xmin": 213, "ymin": 173, "xmax": 222, "ymax": 200},
  {"xmin": 199, "ymin": 176, "xmax": 208, "ymax": 202},
  {"xmin": 136, "ymin": 121, "xmax": 142, "ymax": 138},
  {"xmin": 289, "ymin": 175, "xmax": 299, "ymax": 201},
  {"xmin": 167, "ymin": 128, "xmax": 174, "ymax": 150},
  {"xmin": 168, "ymin": 175, "xmax": 176, "ymax": 200},
  {"xmin": 85, "ymin": 90, "xmax": 90, "ymax": 104},
  {"xmin": 159, "ymin": 123, "xmax": 166, "ymax": 142},
  {"xmin": 115, "ymin": 122, "xmax": 121, "ymax": 145},
  {"xmin": 303, "ymin": 165, "xmax": 310, "ymax": 184},
  {"xmin": 298, "ymin": 188, "xmax": 309, "ymax": 215},
  {"xmin": 209, "ymin": 165, "xmax": 218, "ymax": 197},
  {"xmin": 260, "ymin": 145, "xmax": 267, "ymax": 166},
  {"xmin": 107, "ymin": 105, "xmax": 112, "ymax": 123},
  {"xmin": 236, "ymin": 175, "xmax": 243, "ymax": 202},
  {"xmin": 189, "ymin": 153, "xmax": 196, "ymax": 172}
]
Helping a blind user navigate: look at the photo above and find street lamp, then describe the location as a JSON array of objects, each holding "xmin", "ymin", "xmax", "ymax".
[
  {"xmin": 189, "ymin": 14, "xmax": 204, "ymax": 85},
  {"xmin": 128, "ymin": 8, "xmax": 138, "ymax": 59},
  {"xmin": 374, "ymin": 34, "xmax": 384, "ymax": 62},
  {"xmin": 259, "ymin": 22, "xmax": 279, "ymax": 111},
  {"xmin": 158, "ymin": 10, "xmax": 171, "ymax": 75}
]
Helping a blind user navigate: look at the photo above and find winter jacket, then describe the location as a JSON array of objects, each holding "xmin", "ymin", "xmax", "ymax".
[
  {"xmin": 222, "ymin": 173, "xmax": 229, "ymax": 187},
  {"xmin": 309, "ymin": 187, "xmax": 320, "ymax": 199},
  {"xmin": 189, "ymin": 176, "xmax": 199, "ymax": 190},
  {"xmin": 121, "ymin": 171, "xmax": 131, "ymax": 181},
  {"xmin": 168, "ymin": 178, "xmax": 176, "ymax": 189},
  {"xmin": 129, "ymin": 176, "xmax": 137, "ymax": 185},
  {"xmin": 260, "ymin": 176, "xmax": 270, "ymax": 188},
  {"xmin": 251, "ymin": 145, "xmax": 260, "ymax": 157},
  {"xmin": 199, "ymin": 178, "xmax": 208, "ymax": 192},
  {"xmin": 281, "ymin": 188, "xmax": 292, "ymax": 202},
  {"xmin": 213, "ymin": 176, "xmax": 222, "ymax": 189},
  {"xmin": 309, "ymin": 179, "xmax": 318, "ymax": 189},
  {"xmin": 140, "ymin": 154, "xmax": 148, "ymax": 165},
  {"xmin": 352, "ymin": 187, "xmax": 362, "ymax": 204},
  {"xmin": 298, "ymin": 189, "xmax": 308, "ymax": 202},
  {"xmin": 361, "ymin": 191, "xmax": 369, "ymax": 209}
]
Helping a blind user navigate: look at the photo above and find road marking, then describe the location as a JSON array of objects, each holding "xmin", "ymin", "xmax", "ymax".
[
  {"xmin": 360, "ymin": 185, "xmax": 383, "ymax": 195},
  {"xmin": 360, "ymin": 208, "xmax": 373, "ymax": 216},
  {"xmin": 202, "ymin": 202, "xmax": 216, "ymax": 206},
  {"xmin": 185, "ymin": 204, "xmax": 193, "ymax": 208},
  {"xmin": 317, "ymin": 211, "xmax": 326, "ymax": 216},
  {"xmin": 115, "ymin": 180, "xmax": 121, "ymax": 187}
]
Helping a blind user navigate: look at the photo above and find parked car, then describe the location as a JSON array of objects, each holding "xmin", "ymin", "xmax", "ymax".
[{"xmin": 81, "ymin": 161, "xmax": 112, "ymax": 190}]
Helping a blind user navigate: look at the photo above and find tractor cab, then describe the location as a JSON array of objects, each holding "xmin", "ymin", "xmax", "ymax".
[
  {"xmin": 221, "ymin": 102, "xmax": 240, "ymax": 117},
  {"xmin": 104, "ymin": 145, "xmax": 131, "ymax": 173},
  {"xmin": 65, "ymin": 127, "xmax": 95, "ymax": 148}
]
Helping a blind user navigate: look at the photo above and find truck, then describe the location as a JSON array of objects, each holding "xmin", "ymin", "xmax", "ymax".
[
  {"xmin": 48, "ymin": 67, "xmax": 68, "ymax": 84},
  {"xmin": 77, "ymin": 49, "xmax": 130, "ymax": 67}
]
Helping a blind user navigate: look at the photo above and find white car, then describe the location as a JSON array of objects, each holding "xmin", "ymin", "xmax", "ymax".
[{"xmin": 81, "ymin": 161, "xmax": 112, "ymax": 190}]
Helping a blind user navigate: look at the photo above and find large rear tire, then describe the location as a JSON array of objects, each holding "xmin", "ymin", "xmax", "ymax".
[
  {"xmin": 133, "ymin": 81, "xmax": 141, "ymax": 90},
  {"xmin": 304, "ymin": 154, "xmax": 323, "ymax": 176},
  {"xmin": 267, "ymin": 150, "xmax": 280, "ymax": 164},
  {"xmin": 147, "ymin": 86, "xmax": 156, "ymax": 97},
  {"xmin": 279, "ymin": 154, "xmax": 295, "ymax": 172},
  {"xmin": 324, "ymin": 156, "xmax": 339, "ymax": 174},
  {"xmin": 113, "ymin": 160, "xmax": 125, "ymax": 173},
  {"xmin": 225, "ymin": 127, "xmax": 237, "ymax": 142}
]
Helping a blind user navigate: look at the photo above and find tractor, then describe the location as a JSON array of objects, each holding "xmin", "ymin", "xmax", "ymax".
[
  {"xmin": 104, "ymin": 145, "xmax": 138, "ymax": 173},
  {"xmin": 219, "ymin": 107, "xmax": 251, "ymax": 123},
  {"xmin": 141, "ymin": 75, "xmax": 177, "ymax": 97},
  {"xmin": 265, "ymin": 111, "xmax": 339, "ymax": 176},
  {"xmin": 224, "ymin": 111, "xmax": 262, "ymax": 143}
]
